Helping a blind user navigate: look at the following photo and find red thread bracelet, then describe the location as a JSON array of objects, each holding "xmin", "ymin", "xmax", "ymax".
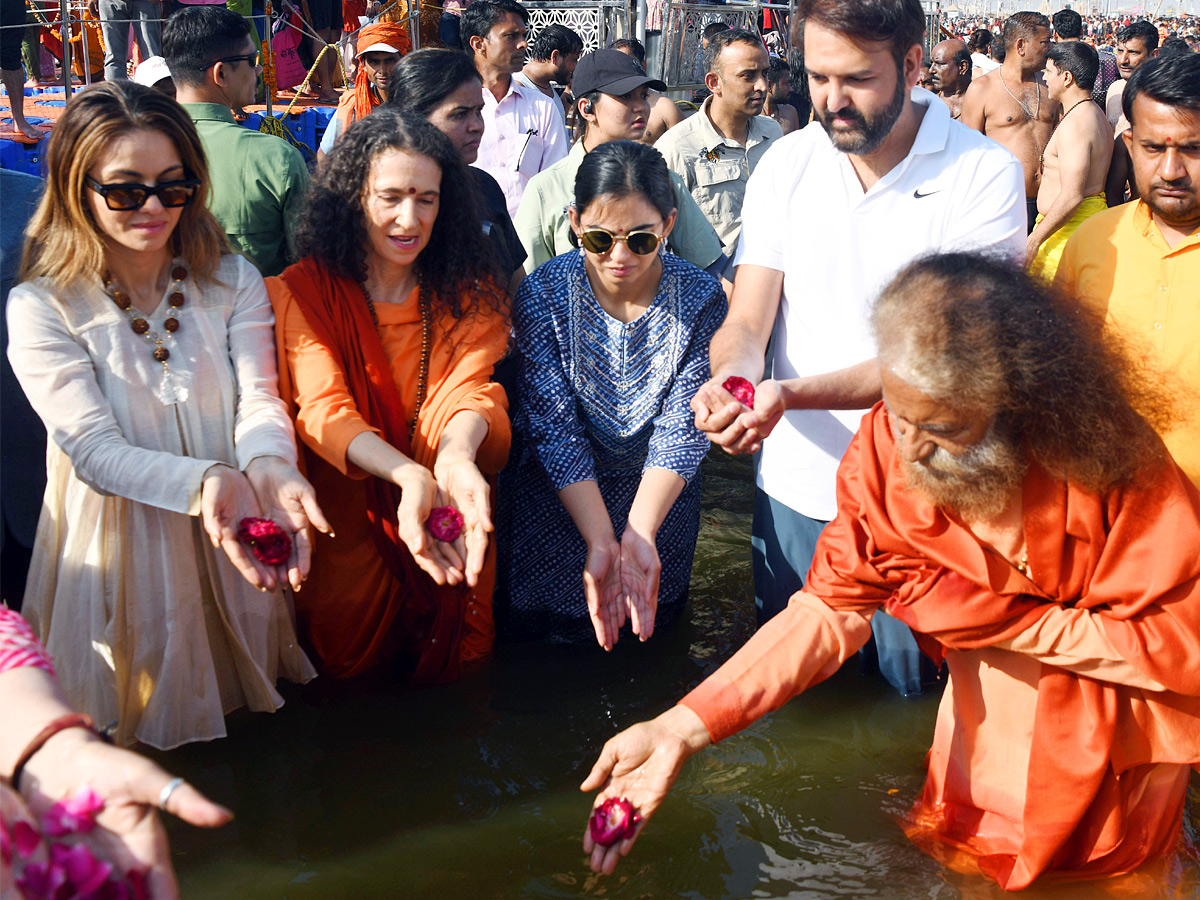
[{"xmin": 12, "ymin": 713, "xmax": 99, "ymax": 790}]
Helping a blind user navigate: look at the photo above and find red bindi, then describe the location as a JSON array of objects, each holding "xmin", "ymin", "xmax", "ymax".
[{"xmin": 407, "ymin": 187, "xmax": 417, "ymax": 194}]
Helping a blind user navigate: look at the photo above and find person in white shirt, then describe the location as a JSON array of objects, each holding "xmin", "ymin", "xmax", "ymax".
[
  {"xmin": 463, "ymin": 0, "xmax": 570, "ymax": 217},
  {"xmin": 514, "ymin": 23, "xmax": 582, "ymax": 148},
  {"xmin": 690, "ymin": 0, "xmax": 1025, "ymax": 696},
  {"xmin": 968, "ymin": 28, "xmax": 1001, "ymax": 80}
]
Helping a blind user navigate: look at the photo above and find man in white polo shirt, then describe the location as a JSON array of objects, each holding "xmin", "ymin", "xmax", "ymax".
[
  {"xmin": 464, "ymin": 0, "xmax": 570, "ymax": 217},
  {"xmin": 691, "ymin": 0, "xmax": 1025, "ymax": 695}
]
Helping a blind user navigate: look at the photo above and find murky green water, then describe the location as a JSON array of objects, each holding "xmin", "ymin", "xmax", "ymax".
[{"xmin": 152, "ymin": 453, "xmax": 1199, "ymax": 899}]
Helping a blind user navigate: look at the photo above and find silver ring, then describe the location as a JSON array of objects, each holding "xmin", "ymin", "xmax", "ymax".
[{"xmin": 158, "ymin": 777, "xmax": 185, "ymax": 811}]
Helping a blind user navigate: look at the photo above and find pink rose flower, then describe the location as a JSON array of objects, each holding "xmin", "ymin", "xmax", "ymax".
[
  {"xmin": 588, "ymin": 796, "xmax": 641, "ymax": 847},
  {"xmin": 426, "ymin": 506, "xmax": 464, "ymax": 543},
  {"xmin": 13, "ymin": 820, "xmax": 42, "ymax": 858},
  {"xmin": 16, "ymin": 858, "xmax": 67, "ymax": 900},
  {"xmin": 722, "ymin": 376, "xmax": 755, "ymax": 408},
  {"xmin": 42, "ymin": 787, "xmax": 105, "ymax": 837},
  {"xmin": 237, "ymin": 517, "xmax": 293, "ymax": 565},
  {"xmin": 51, "ymin": 842, "xmax": 113, "ymax": 896}
]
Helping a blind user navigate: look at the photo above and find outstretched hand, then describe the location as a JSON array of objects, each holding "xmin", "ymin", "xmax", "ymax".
[
  {"xmin": 584, "ymin": 538, "xmax": 625, "ymax": 651},
  {"xmin": 580, "ymin": 706, "xmax": 712, "ymax": 875},
  {"xmin": 244, "ymin": 455, "xmax": 332, "ymax": 592},
  {"xmin": 619, "ymin": 527, "xmax": 660, "ymax": 642},
  {"xmin": 395, "ymin": 466, "xmax": 466, "ymax": 586},
  {"xmin": 17, "ymin": 730, "xmax": 233, "ymax": 900},
  {"xmin": 433, "ymin": 454, "xmax": 493, "ymax": 589},
  {"xmin": 200, "ymin": 464, "xmax": 277, "ymax": 590},
  {"xmin": 691, "ymin": 378, "xmax": 785, "ymax": 455}
]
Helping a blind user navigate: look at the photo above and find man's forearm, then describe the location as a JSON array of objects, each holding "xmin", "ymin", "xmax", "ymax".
[
  {"xmin": 708, "ymin": 318, "xmax": 770, "ymax": 384},
  {"xmin": 778, "ymin": 358, "xmax": 882, "ymax": 411}
]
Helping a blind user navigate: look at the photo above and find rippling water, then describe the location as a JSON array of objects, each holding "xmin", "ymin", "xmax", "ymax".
[{"xmin": 153, "ymin": 453, "xmax": 1199, "ymax": 899}]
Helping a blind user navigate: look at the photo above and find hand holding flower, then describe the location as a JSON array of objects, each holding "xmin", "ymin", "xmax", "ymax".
[
  {"xmin": 244, "ymin": 455, "xmax": 332, "ymax": 592},
  {"xmin": 580, "ymin": 706, "xmax": 712, "ymax": 875},
  {"xmin": 433, "ymin": 452, "xmax": 492, "ymax": 589}
]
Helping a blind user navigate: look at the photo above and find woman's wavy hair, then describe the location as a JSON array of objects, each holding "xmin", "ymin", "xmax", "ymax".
[
  {"xmin": 295, "ymin": 108, "xmax": 506, "ymax": 326},
  {"xmin": 21, "ymin": 81, "xmax": 228, "ymax": 286},
  {"xmin": 872, "ymin": 252, "xmax": 1177, "ymax": 493}
]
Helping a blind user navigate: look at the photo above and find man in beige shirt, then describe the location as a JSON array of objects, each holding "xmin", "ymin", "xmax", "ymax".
[{"xmin": 656, "ymin": 29, "xmax": 783, "ymax": 256}]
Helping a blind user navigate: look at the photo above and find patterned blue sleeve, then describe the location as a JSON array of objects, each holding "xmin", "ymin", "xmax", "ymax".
[
  {"xmin": 514, "ymin": 264, "xmax": 598, "ymax": 490},
  {"xmin": 643, "ymin": 269, "xmax": 727, "ymax": 482}
]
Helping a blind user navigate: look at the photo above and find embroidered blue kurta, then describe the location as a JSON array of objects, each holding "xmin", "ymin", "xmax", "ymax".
[{"xmin": 497, "ymin": 250, "xmax": 727, "ymax": 643}]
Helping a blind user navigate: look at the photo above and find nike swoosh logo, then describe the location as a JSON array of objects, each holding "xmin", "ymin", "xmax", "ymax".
[{"xmin": 913, "ymin": 188, "xmax": 942, "ymax": 198}]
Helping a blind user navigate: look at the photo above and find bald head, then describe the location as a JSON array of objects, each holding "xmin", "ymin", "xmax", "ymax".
[{"xmin": 929, "ymin": 39, "xmax": 971, "ymax": 95}]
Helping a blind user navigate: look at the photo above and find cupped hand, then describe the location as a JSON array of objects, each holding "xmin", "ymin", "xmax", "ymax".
[
  {"xmin": 580, "ymin": 706, "xmax": 712, "ymax": 875},
  {"xmin": 244, "ymin": 456, "xmax": 332, "ymax": 592},
  {"xmin": 690, "ymin": 376, "xmax": 784, "ymax": 455},
  {"xmin": 395, "ymin": 465, "xmax": 465, "ymax": 586},
  {"xmin": 433, "ymin": 454, "xmax": 493, "ymax": 589},
  {"xmin": 200, "ymin": 464, "xmax": 277, "ymax": 590},
  {"xmin": 584, "ymin": 538, "xmax": 625, "ymax": 651},
  {"xmin": 619, "ymin": 527, "xmax": 660, "ymax": 642},
  {"xmin": 17, "ymin": 729, "xmax": 233, "ymax": 900}
]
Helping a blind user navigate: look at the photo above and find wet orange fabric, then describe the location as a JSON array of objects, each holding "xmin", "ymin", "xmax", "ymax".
[
  {"xmin": 267, "ymin": 259, "xmax": 510, "ymax": 679},
  {"xmin": 683, "ymin": 403, "xmax": 1200, "ymax": 890}
]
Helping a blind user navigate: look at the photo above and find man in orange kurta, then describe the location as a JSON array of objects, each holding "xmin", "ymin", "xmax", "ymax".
[
  {"xmin": 580, "ymin": 253, "xmax": 1200, "ymax": 891},
  {"xmin": 267, "ymin": 260, "xmax": 510, "ymax": 680}
]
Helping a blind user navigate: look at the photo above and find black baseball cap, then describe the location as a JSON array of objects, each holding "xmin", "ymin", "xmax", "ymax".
[{"xmin": 572, "ymin": 49, "xmax": 667, "ymax": 97}]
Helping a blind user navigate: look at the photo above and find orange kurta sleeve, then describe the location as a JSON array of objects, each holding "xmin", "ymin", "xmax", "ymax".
[{"xmin": 680, "ymin": 592, "xmax": 874, "ymax": 743}]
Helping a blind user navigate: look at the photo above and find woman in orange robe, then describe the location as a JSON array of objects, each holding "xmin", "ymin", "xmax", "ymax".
[{"xmin": 267, "ymin": 109, "xmax": 510, "ymax": 681}]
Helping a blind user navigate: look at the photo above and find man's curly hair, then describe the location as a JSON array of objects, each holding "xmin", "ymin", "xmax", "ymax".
[
  {"xmin": 295, "ymin": 108, "xmax": 507, "ymax": 328},
  {"xmin": 872, "ymin": 252, "xmax": 1177, "ymax": 494}
]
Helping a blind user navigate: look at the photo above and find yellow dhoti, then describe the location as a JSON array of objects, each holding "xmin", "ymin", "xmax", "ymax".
[{"xmin": 1028, "ymin": 194, "xmax": 1107, "ymax": 282}]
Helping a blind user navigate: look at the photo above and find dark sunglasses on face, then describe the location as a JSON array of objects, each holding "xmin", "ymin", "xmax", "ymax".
[
  {"xmin": 86, "ymin": 175, "xmax": 202, "ymax": 211},
  {"xmin": 574, "ymin": 227, "xmax": 662, "ymax": 256},
  {"xmin": 205, "ymin": 52, "xmax": 260, "ymax": 68}
]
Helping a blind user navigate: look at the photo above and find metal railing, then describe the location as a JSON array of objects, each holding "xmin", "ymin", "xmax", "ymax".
[
  {"xmin": 523, "ymin": 0, "xmax": 631, "ymax": 56},
  {"xmin": 657, "ymin": 1, "xmax": 760, "ymax": 92}
]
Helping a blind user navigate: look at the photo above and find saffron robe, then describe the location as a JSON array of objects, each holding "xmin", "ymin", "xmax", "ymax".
[
  {"xmin": 683, "ymin": 403, "xmax": 1200, "ymax": 890},
  {"xmin": 267, "ymin": 261, "xmax": 510, "ymax": 679}
]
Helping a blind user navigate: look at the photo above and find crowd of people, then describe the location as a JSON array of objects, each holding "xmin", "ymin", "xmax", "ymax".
[{"xmin": 1, "ymin": 0, "xmax": 1200, "ymax": 895}]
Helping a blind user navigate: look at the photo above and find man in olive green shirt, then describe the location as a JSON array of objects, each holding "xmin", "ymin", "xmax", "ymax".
[
  {"xmin": 164, "ymin": 6, "xmax": 309, "ymax": 277},
  {"xmin": 514, "ymin": 50, "xmax": 724, "ymax": 275}
]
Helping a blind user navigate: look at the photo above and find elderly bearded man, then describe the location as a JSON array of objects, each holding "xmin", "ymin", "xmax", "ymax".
[{"xmin": 582, "ymin": 253, "xmax": 1200, "ymax": 891}]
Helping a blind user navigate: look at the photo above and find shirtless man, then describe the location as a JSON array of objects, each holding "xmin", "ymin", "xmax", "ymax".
[
  {"xmin": 764, "ymin": 55, "xmax": 802, "ymax": 134},
  {"xmin": 610, "ymin": 38, "xmax": 685, "ymax": 144},
  {"xmin": 928, "ymin": 38, "xmax": 971, "ymax": 120},
  {"xmin": 1026, "ymin": 41, "xmax": 1112, "ymax": 280},
  {"xmin": 961, "ymin": 11, "xmax": 1060, "ymax": 233}
]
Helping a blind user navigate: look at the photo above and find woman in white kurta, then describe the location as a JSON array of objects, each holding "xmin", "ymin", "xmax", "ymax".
[{"xmin": 6, "ymin": 82, "xmax": 325, "ymax": 750}]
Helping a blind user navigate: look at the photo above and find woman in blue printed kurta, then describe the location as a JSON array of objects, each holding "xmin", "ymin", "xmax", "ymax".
[{"xmin": 497, "ymin": 141, "xmax": 727, "ymax": 648}]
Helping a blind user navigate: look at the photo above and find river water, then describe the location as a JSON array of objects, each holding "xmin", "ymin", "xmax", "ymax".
[{"xmin": 153, "ymin": 453, "xmax": 1200, "ymax": 899}]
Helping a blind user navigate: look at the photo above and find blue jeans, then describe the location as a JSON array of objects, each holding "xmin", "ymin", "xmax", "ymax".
[
  {"xmin": 98, "ymin": 0, "xmax": 162, "ymax": 82},
  {"xmin": 751, "ymin": 487, "xmax": 935, "ymax": 696}
]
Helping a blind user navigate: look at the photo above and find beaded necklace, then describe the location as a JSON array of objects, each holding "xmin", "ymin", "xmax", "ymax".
[
  {"xmin": 363, "ymin": 280, "xmax": 431, "ymax": 438},
  {"xmin": 104, "ymin": 262, "xmax": 189, "ymax": 405}
]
